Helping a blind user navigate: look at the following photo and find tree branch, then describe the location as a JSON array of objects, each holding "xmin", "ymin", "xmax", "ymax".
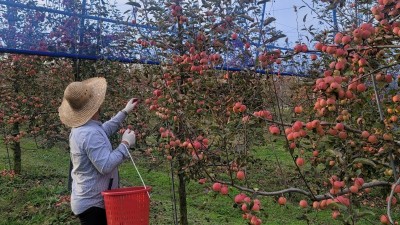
[
  {"xmin": 215, "ymin": 179, "xmax": 391, "ymax": 201},
  {"xmin": 248, "ymin": 114, "xmax": 400, "ymax": 147},
  {"xmin": 387, "ymin": 177, "xmax": 400, "ymax": 224}
]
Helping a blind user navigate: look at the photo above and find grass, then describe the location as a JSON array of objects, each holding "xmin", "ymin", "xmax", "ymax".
[{"xmin": 0, "ymin": 139, "xmax": 397, "ymax": 225}]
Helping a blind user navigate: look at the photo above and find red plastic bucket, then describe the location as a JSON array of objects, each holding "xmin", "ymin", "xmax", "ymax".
[{"xmin": 102, "ymin": 186, "xmax": 152, "ymax": 225}]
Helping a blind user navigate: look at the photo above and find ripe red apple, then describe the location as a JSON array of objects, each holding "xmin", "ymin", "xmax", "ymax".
[
  {"xmin": 380, "ymin": 215, "xmax": 389, "ymax": 224},
  {"xmin": 312, "ymin": 201, "xmax": 320, "ymax": 209},
  {"xmin": 393, "ymin": 184, "xmax": 400, "ymax": 193},
  {"xmin": 383, "ymin": 133, "xmax": 393, "ymax": 141},
  {"xmin": 258, "ymin": 54, "xmax": 267, "ymax": 62},
  {"xmin": 294, "ymin": 44, "xmax": 302, "ymax": 53},
  {"xmin": 319, "ymin": 200, "xmax": 327, "ymax": 209},
  {"xmin": 234, "ymin": 193, "xmax": 247, "ymax": 203},
  {"xmin": 231, "ymin": 33, "xmax": 238, "ymax": 40},
  {"xmin": 358, "ymin": 58, "xmax": 367, "ymax": 67},
  {"xmin": 153, "ymin": 89, "xmax": 162, "ymax": 97},
  {"xmin": 332, "ymin": 210, "xmax": 340, "ymax": 219},
  {"xmin": 292, "ymin": 121, "xmax": 303, "ymax": 131},
  {"xmin": 294, "ymin": 106, "xmax": 303, "ymax": 114},
  {"xmin": 367, "ymin": 135, "xmax": 378, "ymax": 144},
  {"xmin": 334, "ymin": 196, "xmax": 350, "ymax": 206},
  {"xmin": 335, "ymin": 61, "xmax": 345, "ymax": 70},
  {"xmin": 356, "ymin": 83, "xmax": 367, "ymax": 92},
  {"xmin": 393, "ymin": 94, "xmax": 400, "ymax": 102},
  {"xmin": 250, "ymin": 216, "xmax": 262, "ymax": 225},
  {"xmin": 198, "ymin": 178, "xmax": 207, "ymax": 184},
  {"xmin": 301, "ymin": 44, "xmax": 308, "ymax": 52},
  {"xmin": 335, "ymin": 122, "xmax": 345, "ymax": 131},
  {"xmin": 310, "ymin": 54, "xmax": 317, "ymax": 60},
  {"xmin": 338, "ymin": 131, "xmax": 348, "ymax": 139},
  {"xmin": 252, "ymin": 203, "xmax": 260, "ymax": 211},
  {"xmin": 314, "ymin": 42, "xmax": 323, "ymax": 51},
  {"xmin": 361, "ymin": 130, "xmax": 370, "ymax": 138},
  {"xmin": 236, "ymin": 170, "xmax": 245, "ymax": 180},
  {"xmin": 342, "ymin": 35, "xmax": 351, "ymax": 44},
  {"xmin": 220, "ymin": 185, "xmax": 229, "ymax": 195},
  {"xmin": 334, "ymin": 32, "xmax": 343, "ymax": 44},
  {"xmin": 333, "ymin": 180, "xmax": 345, "ymax": 189},
  {"xmin": 278, "ymin": 196, "xmax": 287, "ymax": 205},
  {"xmin": 241, "ymin": 203, "xmax": 248, "ymax": 212},
  {"xmin": 299, "ymin": 199, "xmax": 308, "ymax": 208},
  {"xmin": 349, "ymin": 185, "xmax": 359, "ymax": 193},
  {"xmin": 386, "ymin": 196, "xmax": 397, "ymax": 205},
  {"xmin": 212, "ymin": 182, "xmax": 222, "ymax": 192},
  {"xmin": 296, "ymin": 157, "xmax": 305, "ymax": 167},
  {"xmin": 385, "ymin": 75, "xmax": 393, "ymax": 83},
  {"xmin": 269, "ymin": 125, "xmax": 280, "ymax": 135},
  {"xmin": 354, "ymin": 177, "xmax": 365, "ymax": 187}
]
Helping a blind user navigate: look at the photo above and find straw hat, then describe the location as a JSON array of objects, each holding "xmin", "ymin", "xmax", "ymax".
[{"xmin": 59, "ymin": 77, "xmax": 107, "ymax": 128}]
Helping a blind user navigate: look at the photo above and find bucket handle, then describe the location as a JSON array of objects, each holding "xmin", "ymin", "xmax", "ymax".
[{"xmin": 126, "ymin": 149, "xmax": 151, "ymax": 199}]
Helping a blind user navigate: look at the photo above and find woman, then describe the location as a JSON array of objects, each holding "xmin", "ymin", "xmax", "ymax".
[{"xmin": 58, "ymin": 77, "xmax": 138, "ymax": 225}]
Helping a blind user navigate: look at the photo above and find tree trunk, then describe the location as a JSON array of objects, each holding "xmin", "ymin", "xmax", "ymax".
[
  {"xmin": 176, "ymin": 4, "xmax": 188, "ymax": 224},
  {"xmin": 178, "ymin": 159, "xmax": 188, "ymax": 225},
  {"xmin": 12, "ymin": 122, "xmax": 21, "ymax": 174}
]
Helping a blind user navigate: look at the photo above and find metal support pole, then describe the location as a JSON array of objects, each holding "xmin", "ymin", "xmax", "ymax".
[
  {"xmin": 78, "ymin": 0, "xmax": 87, "ymax": 56},
  {"xmin": 256, "ymin": 2, "xmax": 267, "ymax": 59},
  {"xmin": 332, "ymin": 7, "xmax": 338, "ymax": 32}
]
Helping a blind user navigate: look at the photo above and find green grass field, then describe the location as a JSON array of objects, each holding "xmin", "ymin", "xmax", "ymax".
[{"xmin": 0, "ymin": 139, "xmax": 395, "ymax": 225}]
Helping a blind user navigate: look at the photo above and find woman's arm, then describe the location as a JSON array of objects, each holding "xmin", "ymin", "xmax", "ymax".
[
  {"xmin": 85, "ymin": 131, "xmax": 129, "ymax": 174},
  {"xmin": 101, "ymin": 111, "xmax": 127, "ymax": 136}
]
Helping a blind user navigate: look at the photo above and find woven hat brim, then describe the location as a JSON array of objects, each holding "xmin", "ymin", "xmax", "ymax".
[{"xmin": 59, "ymin": 77, "xmax": 107, "ymax": 128}]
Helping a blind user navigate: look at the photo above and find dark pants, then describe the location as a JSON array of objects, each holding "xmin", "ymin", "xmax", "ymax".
[{"xmin": 77, "ymin": 207, "xmax": 107, "ymax": 225}]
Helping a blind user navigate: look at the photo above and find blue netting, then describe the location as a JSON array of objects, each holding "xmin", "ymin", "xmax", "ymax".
[
  {"xmin": 0, "ymin": 0, "xmax": 159, "ymax": 62},
  {"xmin": 0, "ymin": 0, "xmax": 309, "ymax": 76}
]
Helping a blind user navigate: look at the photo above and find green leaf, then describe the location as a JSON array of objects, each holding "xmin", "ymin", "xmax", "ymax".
[
  {"xmin": 327, "ymin": 202, "xmax": 348, "ymax": 211},
  {"xmin": 316, "ymin": 163, "xmax": 326, "ymax": 172},
  {"xmin": 126, "ymin": 1, "xmax": 141, "ymax": 7},
  {"xmin": 327, "ymin": 149, "xmax": 342, "ymax": 158},
  {"xmin": 146, "ymin": 6, "xmax": 163, "ymax": 11},
  {"xmin": 356, "ymin": 210, "xmax": 376, "ymax": 218},
  {"xmin": 344, "ymin": 215, "xmax": 352, "ymax": 224},
  {"xmin": 257, "ymin": 0, "xmax": 271, "ymax": 4},
  {"xmin": 238, "ymin": 14, "xmax": 255, "ymax": 22},
  {"xmin": 249, "ymin": 28, "xmax": 261, "ymax": 33},
  {"xmin": 265, "ymin": 34, "xmax": 286, "ymax": 43},
  {"xmin": 263, "ymin": 17, "xmax": 276, "ymax": 26},
  {"xmin": 327, "ymin": 3, "xmax": 337, "ymax": 10},
  {"xmin": 352, "ymin": 158, "xmax": 377, "ymax": 168}
]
